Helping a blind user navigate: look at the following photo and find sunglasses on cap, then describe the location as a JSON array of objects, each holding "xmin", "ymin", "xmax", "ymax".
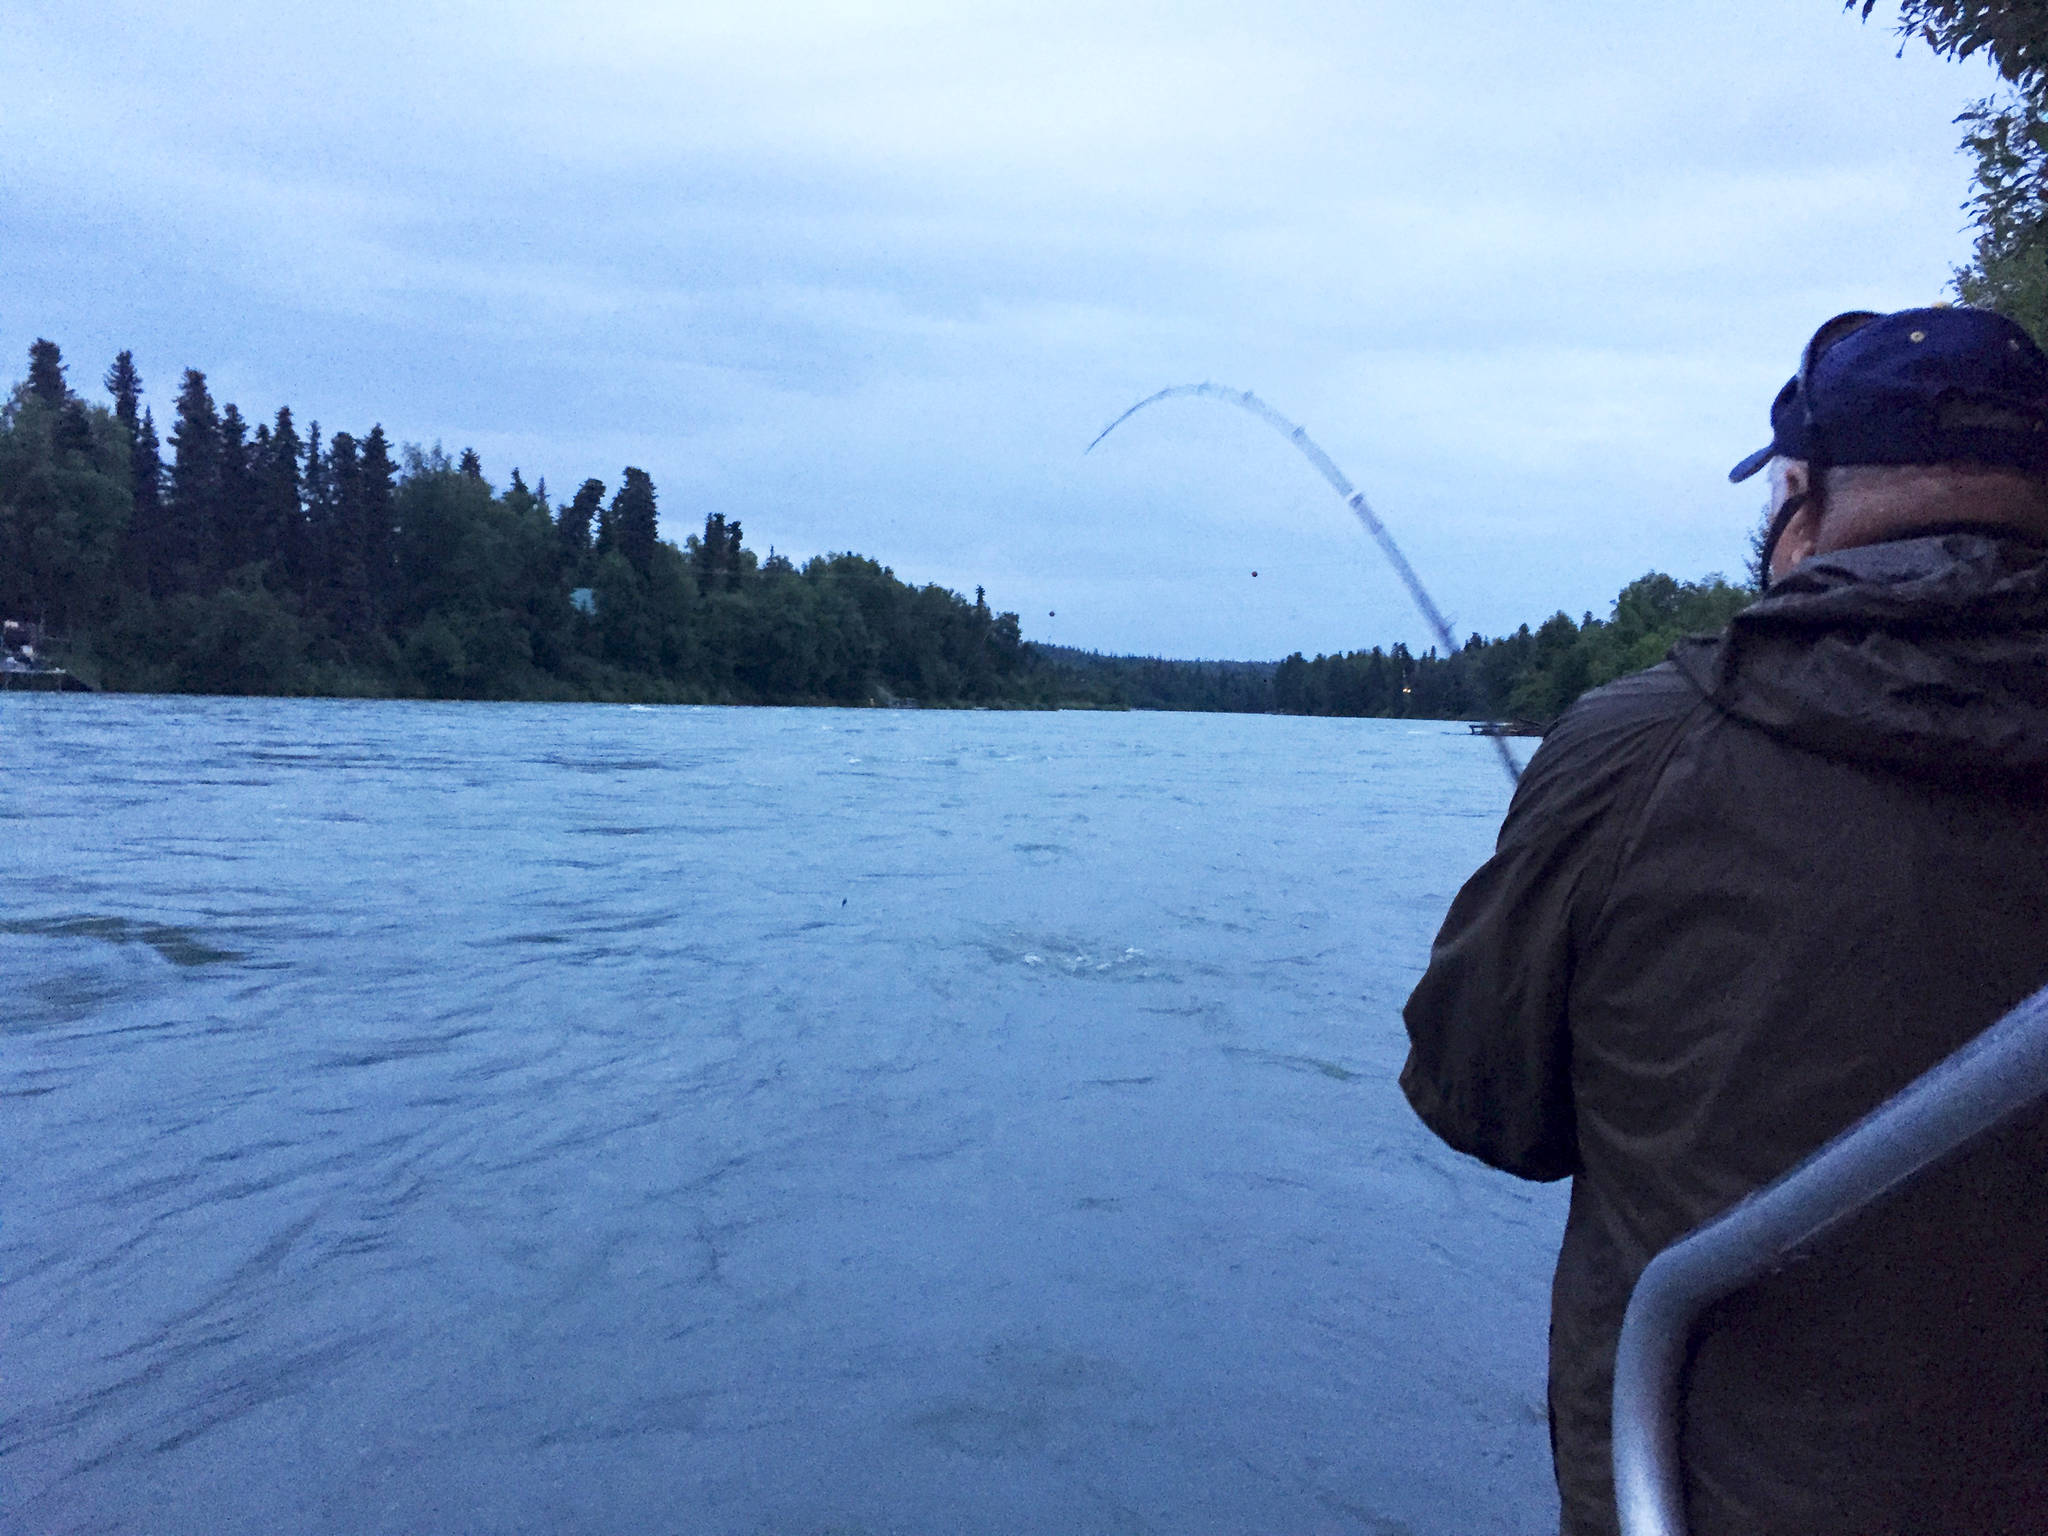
[
  {"xmin": 1730, "ymin": 310, "xmax": 1884, "ymax": 485},
  {"xmin": 1795, "ymin": 310, "xmax": 1883, "ymax": 442},
  {"xmin": 1750, "ymin": 311, "xmax": 1883, "ymax": 574}
]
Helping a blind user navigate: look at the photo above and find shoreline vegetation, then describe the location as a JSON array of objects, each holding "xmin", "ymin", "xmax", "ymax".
[{"xmin": 1, "ymin": 341, "xmax": 1753, "ymax": 721}]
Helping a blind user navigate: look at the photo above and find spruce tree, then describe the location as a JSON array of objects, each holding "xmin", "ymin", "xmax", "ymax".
[
  {"xmin": 253, "ymin": 422, "xmax": 272, "ymax": 495},
  {"xmin": 167, "ymin": 369, "xmax": 223, "ymax": 589},
  {"xmin": 459, "ymin": 446, "xmax": 483, "ymax": 481},
  {"xmin": 302, "ymin": 422, "xmax": 328, "ymax": 603},
  {"xmin": 126, "ymin": 407, "xmax": 167, "ymax": 594},
  {"xmin": 559, "ymin": 477, "xmax": 604, "ymax": 567},
  {"xmin": 27, "ymin": 339, "xmax": 67, "ymax": 406},
  {"xmin": 610, "ymin": 467, "xmax": 659, "ymax": 575},
  {"xmin": 323, "ymin": 431, "xmax": 367, "ymax": 635},
  {"xmin": 105, "ymin": 351, "xmax": 142, "ymax": 433},
  {"xmin": 358, "ymin": 427, "xmax": 398, "ymax": 620},
  {"xmin": 216, "ymin": 402, "xmax": 255, "ymax": 574},
  {"xmin": 261, "ymin": 407, "xmax": 305, "ymax": 587}
]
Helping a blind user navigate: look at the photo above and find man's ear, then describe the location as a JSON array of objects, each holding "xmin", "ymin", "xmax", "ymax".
[{"xmin": 1768, "ymin": 462, "xmax": 1823, "ymax": 581}]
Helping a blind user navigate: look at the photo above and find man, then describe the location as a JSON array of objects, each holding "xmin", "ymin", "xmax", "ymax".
[{"xmin": 1401, "ymin": 306, "xmax": 2048, "ymax": 1536}]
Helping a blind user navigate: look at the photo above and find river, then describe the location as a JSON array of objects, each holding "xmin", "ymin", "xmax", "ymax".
[{"xmin": 1, "ymin": 696, "xmax": 1559, "ymax": 1535}]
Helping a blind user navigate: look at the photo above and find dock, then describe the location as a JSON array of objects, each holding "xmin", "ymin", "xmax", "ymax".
[{"xmin": 0, "ymin": 665, "xmax": 96, "ymax": 692}]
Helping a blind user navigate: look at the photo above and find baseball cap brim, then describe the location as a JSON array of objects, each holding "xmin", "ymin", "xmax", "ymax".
[{"xmin": 1728, "ymin": 444, "xmax": 1776, "ymax": 483}]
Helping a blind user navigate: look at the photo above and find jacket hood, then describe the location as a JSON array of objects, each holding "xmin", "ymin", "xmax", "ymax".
[{"xmin": 1671, "ymin": 531, "xmax": 2048, "ymax": 784}]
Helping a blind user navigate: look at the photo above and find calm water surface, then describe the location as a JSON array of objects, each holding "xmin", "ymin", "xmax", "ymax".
[{"xmin": 2, "ymin": 697, "xmax": 1559, "ymax": 1536}]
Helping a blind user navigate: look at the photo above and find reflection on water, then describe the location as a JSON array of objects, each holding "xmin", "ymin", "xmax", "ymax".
[{"xmin": 1, "ymin": 696, "xmax": 1558, "ymax": 1536}]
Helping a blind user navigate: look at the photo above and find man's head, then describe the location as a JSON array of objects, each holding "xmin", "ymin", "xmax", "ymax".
[{"xmin": 1731, "ymin": 307, "xmax": 2048, "ymax": 582}]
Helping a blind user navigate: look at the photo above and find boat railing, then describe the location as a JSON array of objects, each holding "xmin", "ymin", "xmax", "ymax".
[{"xmin": 1610, "ymin": 976, "xmax": 2048, "ymax": 1536}]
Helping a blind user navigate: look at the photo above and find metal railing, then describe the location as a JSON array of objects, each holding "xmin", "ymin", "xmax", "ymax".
[{"xmin": 1611, "ymin": 977, "xmax": 2048, "ymax": 1536}]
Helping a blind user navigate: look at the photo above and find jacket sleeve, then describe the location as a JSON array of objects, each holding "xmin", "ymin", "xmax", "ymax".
[{"xmin": 1400, "ymin": 666, "xmax": 1695, "ymax": 1182}]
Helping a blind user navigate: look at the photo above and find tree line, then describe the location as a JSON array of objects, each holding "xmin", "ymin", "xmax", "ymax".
[
  {"xmin": 0, "ymin": 340, "xmax": 1041, "ymax": 705},
  {"xmin": 1265, "ymin": 572, "xmax": 1753, "ymax": 722},
  {"xmin": 2, "ymin": 337, "xmax": 1753, "ymax": 720},
  {"xmin": 1031, "ymin": 571, "xmax": 1753, "ymax": 719}
]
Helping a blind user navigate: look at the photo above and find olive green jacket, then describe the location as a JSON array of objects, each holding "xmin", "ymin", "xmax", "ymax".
[{"xmin": 1403, "ymin": 532, "xmax": 2048, "ymax": 1536}]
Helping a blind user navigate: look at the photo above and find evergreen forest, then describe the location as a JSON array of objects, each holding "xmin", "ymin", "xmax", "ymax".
[{"xmin": 0, "ymin": 339, "xmax": 1752, "ymax": 720}]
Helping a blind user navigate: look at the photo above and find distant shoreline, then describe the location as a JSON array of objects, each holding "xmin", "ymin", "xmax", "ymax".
[{"xmin": 6, "ymin": 337, "xmax": 1753, "ymax": 726}]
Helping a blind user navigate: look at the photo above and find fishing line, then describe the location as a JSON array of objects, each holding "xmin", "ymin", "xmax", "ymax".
[{"xmin": 1086, "ymin": 383, "xmax": 1522, "ymax": 785}]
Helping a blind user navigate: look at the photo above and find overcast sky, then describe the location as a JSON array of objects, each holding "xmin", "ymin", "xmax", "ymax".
[{"xmin": 3, "ymin": 1, "xmax": 2002, "ymax": 657}]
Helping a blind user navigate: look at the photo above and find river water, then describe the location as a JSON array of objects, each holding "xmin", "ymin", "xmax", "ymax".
[{"xmin": 2, "ymin": 696, "xmax": 1559, "ymax": 1536}]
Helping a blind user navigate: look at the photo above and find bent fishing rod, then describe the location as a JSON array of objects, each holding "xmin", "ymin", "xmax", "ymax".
[{"xmin": 1086, "ymin": 383, "xmax": 1522, "ymax": 786}]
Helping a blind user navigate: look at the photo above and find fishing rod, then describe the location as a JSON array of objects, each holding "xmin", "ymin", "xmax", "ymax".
[{"xmin": 1086, "ymin": 383, "xmax": 1522, "ymax": 786}]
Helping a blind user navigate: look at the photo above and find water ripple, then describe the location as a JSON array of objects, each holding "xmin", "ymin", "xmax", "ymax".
[{"xmin": 0, "ymin": 696, "xmax": 1554, "ymax": 1536}]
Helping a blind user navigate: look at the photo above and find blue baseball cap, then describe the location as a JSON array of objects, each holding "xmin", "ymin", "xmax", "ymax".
[{"xmin": 1729, "ymin": 306, "xmax": 2048, "ymax": 483}]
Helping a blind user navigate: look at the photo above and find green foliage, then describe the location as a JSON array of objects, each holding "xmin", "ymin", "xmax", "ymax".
[
  {"xmin": 1953, "ymin": 95, "xmax": 2048, "ymax": 338},
  {"xmin": 1856, "ymin": 1, "xmax": 2048, "ymax": 339},
  {"xmin": 1855, "ymin": 1, "xmax": 2048, "ymax": 82},
  {"xmin": 0, "ymin": 380, "xmax": 133, "ymax": 629},
  {"xmin": 167, "ymin": 573, "xmax": 307, "ymax": 696}
]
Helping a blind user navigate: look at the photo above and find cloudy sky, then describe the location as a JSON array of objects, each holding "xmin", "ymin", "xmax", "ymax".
[{"xmin": 4, "ymin": 1, "xmax": 2001, "ymax": 657}]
